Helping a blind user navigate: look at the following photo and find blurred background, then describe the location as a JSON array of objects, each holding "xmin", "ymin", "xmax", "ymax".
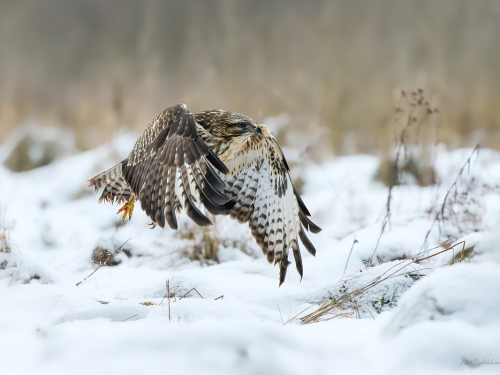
[{"xmin": 1, "ymin": 0, "xmax": 499, "ymax": 155}]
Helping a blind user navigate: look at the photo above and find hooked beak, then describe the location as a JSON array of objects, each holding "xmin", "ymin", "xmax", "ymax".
[{"xmin": 254, "ymin": 125, "xmax": 262, "ymax": 134}]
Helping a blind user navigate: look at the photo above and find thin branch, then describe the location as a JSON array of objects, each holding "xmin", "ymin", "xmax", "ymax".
[
  {"xmin": 119, "ymin": 314, "xmax": 138, "ymax": 323},
  {"xmin": 420, "ymin": 145, "xmax": 480, "ymax": 251},
  {"xmin": 368, "ymin": 105, "xmax": 414, "ymax": 267},
  {"xmin": 167, "ymin": 280, "xmax": 171, "ymax": 323},
  {"xmin": 178, "ymin": 288, "xmax": 204, "ymax": 300},
  {"xmin": 76, "ymin": 239, "xmax": 131, "ymax": 286},
  {"xmin": 414, "ymin": 241, "xmax": 466, "ymax": 263},
  {"xmin": 366, "ymin": 213, "xmax": 390, "ymax": 267},
  {"xmin": 343, "ymin": 237, "xmax": 358, "ymax": 277}
]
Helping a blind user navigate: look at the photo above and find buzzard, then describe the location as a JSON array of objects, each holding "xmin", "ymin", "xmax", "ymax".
[{"xmin": 88, "ymin": 104, "xmax": 321, "ymax": 285}]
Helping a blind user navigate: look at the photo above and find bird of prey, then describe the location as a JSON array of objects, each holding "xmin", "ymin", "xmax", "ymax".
[{"xmin": 88, "ymin": 104, "xmax": 321, "ymax": 285}]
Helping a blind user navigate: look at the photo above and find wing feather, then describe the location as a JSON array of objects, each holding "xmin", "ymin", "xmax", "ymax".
[
  {"xmin": 222, "ymin": 136, "xmax": 321, "ymax": 285},
  {"xmin": 122, "ymin": 104, "xmax": 230, "ymax": 228}
]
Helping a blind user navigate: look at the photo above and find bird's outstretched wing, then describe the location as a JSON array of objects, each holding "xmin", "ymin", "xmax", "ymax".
[
  {"xmin": 122, "ymin": 104, "xmax": 231, "ymax": 229},
  {"xmin": 222, "ymin": 136, "xmax": 321, "ymax": 285}
]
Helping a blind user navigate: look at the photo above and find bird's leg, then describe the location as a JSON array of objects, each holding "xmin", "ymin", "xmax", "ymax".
[
  {"xmin": 117, "ymin": 195, "xmax": 136, "ymax": 221},
  {"xmin": 148, "ymin": 222, "xmax": 157, "ymax": 229}
]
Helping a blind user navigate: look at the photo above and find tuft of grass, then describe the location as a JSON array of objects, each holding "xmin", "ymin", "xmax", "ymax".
[
  {"xmin": 76, "ymin": 239, "xmax": 130, "ymax": 286},
  {"xmin": 91, "ymin": 247, "xmax": 122, "ymax": 267},
  {"xmin": 375, "ymin": 89, "xmax": 439, "ymax": 185},
  {"xmin": 375, "ymin": 156, "xmax": 437, "ymax": 187},
  {"xmin": 292, "ymin": 241, "xmax": 468, "ymax": 324},
  {"xmin": 175, "ymin": 219, "xmax": 221, "ymax": 264},
  {"xmin": 421, "ymin": 145, "xmax": 480, "ymax": 251},
  {"xmin": 175, "ymin": 215, "xmax": 257, "ymax": 265},
  {"xmin": 368, "ymin": 88, "xmax": 439, "ymax": 267},
  {"xmin": 4, "ymin": 136, "xmax": 56, "ymax": 172},
  {"xmin": 450, "ymin": 245, "xmax": 475, "ymax": 264}
]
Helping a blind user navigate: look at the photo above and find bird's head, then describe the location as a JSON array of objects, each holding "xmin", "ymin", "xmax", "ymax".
[{"xmin": 196, "ymin": 110, "xmax": 264, "ymax": 141}]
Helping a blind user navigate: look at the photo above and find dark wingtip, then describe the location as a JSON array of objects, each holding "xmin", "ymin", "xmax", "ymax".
[
  {"xmin": 292, "ymin": 240, "xmax": 303, "ymax": 278},
  {"xmin": 279, "ymin": 259, "xmax": 291, "ymax": 286},
  {"xmin": 299, "ymin": 226, "xmax": 317, "ymax": 256},
  {"xmin": 185, "ymin": 199, "xmax": 213, "ymax": 226},
  {"xmin": 309, "ymin": 221, "xmax": 322, "ymax": 234},
  {"xmin": 279, "ymin": 271, "xmax": 286, "ymax": 287},
  {"xmin": 299, "ymin": 211, "xmax": 322, "ymax": 234}
]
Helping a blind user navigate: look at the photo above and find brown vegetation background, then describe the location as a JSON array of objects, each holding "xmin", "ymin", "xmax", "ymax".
[{"xmin": 1, "ymin": 0, "xmax": 499, "ymax": 154}]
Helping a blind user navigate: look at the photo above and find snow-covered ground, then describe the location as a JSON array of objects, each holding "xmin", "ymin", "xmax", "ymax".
[{"xmin": 1, "ymin": 126, "xmax": 500, "ymax": 375}]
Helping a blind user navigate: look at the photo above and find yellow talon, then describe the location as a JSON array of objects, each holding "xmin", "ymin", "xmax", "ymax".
[{"xmin": 117, "ymin": 195, "xmax": 136, "ymax": 221}]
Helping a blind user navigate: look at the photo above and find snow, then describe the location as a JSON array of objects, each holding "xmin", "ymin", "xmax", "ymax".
[{"xmin": 1, "ymin": 128, "xmax": 500, "ymax": 374}]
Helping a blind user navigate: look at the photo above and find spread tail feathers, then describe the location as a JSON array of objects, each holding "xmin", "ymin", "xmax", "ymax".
[{"xmin": 88, "ymin": 160, "xmax": 133, "ymax": 204}]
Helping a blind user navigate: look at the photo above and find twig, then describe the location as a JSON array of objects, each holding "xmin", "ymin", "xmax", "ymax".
[
  {"xmin": 414, "ymin": 241, "xmax": 466, "ymax": 263},
  {"xmin": 278, "ymin": 305, "xmax": 284, "ymax": 324},
  {"xmin": 351, "ymin": 298, "xmax": 361, "ymax": 319},
  {"xmin": 167, "ymin": 280, "xmax": 171, "ymax": 323},
  {"xmin": 367, "ymin": 108, "xmax": 411, "ymax": 267},
  {"xmin": 178, "ymin": 288, "xmax": 204, "ymax": 300},
  {"xmin": 366, "ymin": 213, "xmax": 390, "ymax": 267},
  {"xmin": 365, "ymin": 304, "xmax": 376, "ymax": 320},
  {"xmin": 76, "ymin": 239, "xmax": 130, "ymax": 286},
  {"xmin": 214, "ymin": 295, "xmax": 224, "ymax": 300},
  {"xmin": 420, "ymin": 145, "xmax": 480, "ymax": 251},
  {"xmin": 343, "ymin": 237, "xmax": 358, "ymax": 277},
  {"xmin": 159, "ymin": 285, "xmax": 179, "ymax": 306},
  {"xmin": 119, "ymin": 314, "xmax": 138, "ymax": 323}
]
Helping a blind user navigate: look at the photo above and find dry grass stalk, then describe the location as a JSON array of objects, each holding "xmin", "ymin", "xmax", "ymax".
[
  {"xmin": 420, "ymin": 145, "xmax": 480, "ymax": 252},
  {"xmin": 159, "ymin": 283, "xmax": 179, "ymax": 306},
  {"xmin": 343, "ymin": 237, "xmax": 358, "ymax": 277},
  {"xmin": 294, "ymin": 241, "xmax": 466, "ymax": 325},
  {"xmin": 175, "ymin": 218, "xmax": 221, "ymax": 264},
  {"xmin": 368, "ymin": 89, "xmax": 437, "ymax": 266},
  {"xmin": 167, "ymin": 280, "xmax": 171, "ymax": 322},
  {"xmin": 119, "ymin": 314, "xmax": 138, "ymax": 323},
  {"xmin": 178, "ymin": 288, "xmax": 204, "ymax": 300}
]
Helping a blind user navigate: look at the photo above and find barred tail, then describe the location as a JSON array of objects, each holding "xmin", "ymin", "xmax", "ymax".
[{"xmin": 88, "ymin": 159, "xmax": 133, "ymax": 204}]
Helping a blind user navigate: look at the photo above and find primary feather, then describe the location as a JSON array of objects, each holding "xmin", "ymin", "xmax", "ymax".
[{"xmin": 88, "ymin": 103, "xmax": 321, "ymax": 285}]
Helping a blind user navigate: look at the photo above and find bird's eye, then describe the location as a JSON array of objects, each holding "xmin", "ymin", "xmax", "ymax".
[{"xmin": 236, "ymin": 122, "xmax": 248, "ymax": 128}]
